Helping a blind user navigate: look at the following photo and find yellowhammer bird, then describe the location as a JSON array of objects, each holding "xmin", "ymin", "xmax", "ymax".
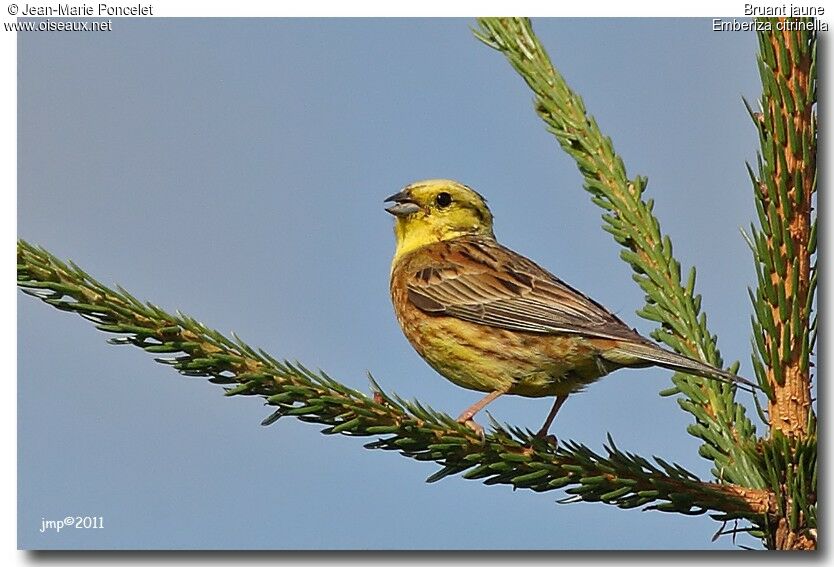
[{"xmin": 386, "ymin": 179, "xmax": 758, "ymax": 437}]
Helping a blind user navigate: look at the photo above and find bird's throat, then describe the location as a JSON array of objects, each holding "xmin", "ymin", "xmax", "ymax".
[
  {"xmin": 391, "ymin": 218, "xmax": 437, "ymax": 265},
  {"xmin": 391, "ymin": 218, "xmax": 492, "ymax": 269}
]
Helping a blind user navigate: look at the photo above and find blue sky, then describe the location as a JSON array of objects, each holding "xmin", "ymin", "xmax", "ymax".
[{"xmin": 18, "ymin": 18, "xmax": 764, "ymax": 549}]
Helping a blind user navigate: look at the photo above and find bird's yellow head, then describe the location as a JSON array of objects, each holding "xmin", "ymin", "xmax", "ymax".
[{"xmin": 385, "ymin": 179, "xmax": 495, "ymax": 263}]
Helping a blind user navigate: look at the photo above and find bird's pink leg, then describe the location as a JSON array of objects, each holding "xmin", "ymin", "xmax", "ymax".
[
  {"xmin": 536, "ymin": 394, "xmax": 569, "ymax": 438},
  {"xmin": 457, "ymin": 387, "xmax": 509, "ymax": 435}
]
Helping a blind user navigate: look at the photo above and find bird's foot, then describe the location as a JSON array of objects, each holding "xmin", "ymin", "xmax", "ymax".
[
  {"xmin": 533, "ymin": 430, "xmax": 559, "ymax": 448},
  {"xmin": 457, "ymin": 417, "xmax": 485, "ymax": 441}
]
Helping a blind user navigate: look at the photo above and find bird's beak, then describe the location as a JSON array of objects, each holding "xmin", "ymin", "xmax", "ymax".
[{"xmin": 384, "ymin": 190, "xmax": 421, "ymax": 217}]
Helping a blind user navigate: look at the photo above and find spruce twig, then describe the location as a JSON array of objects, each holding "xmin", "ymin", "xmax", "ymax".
[
  {"xmin": 17, "ymin": 240, "xmax": 773, "ymax": 520},
  {"xmin": 745, "ymin": 17, "xmax": 817, "ymax": 550},
  {"xmin": 747, "ymin": 19, "xmax": 816, "ymax": 436}
]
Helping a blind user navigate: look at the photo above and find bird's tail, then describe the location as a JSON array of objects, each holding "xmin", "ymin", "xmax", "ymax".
[{"xmin": 604, "ymin": 340, "xmax": 761, "ymax": 393}]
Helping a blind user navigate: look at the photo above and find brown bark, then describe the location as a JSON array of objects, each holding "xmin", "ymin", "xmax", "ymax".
[{"xmin": 762, "ymin": 26, "xmax": 814, "ymax": 440}]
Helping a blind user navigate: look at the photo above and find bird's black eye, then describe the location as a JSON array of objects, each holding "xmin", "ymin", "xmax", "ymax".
[{"xmin": 435, "ymin": 192, "xmax": 452, "ymax": 208}]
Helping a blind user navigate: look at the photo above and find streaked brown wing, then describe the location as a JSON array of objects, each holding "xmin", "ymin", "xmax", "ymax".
[{"xmin": 406, "ymin": 238, "xmax": 640, "ymax": 341}]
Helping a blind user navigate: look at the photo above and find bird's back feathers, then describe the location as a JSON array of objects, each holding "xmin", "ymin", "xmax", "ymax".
[
  {"xmin": 403, "ymin": 237, "xmax": 642, "ymax": 342},
  {"xmin": 396, "ymin": 236, "xmax": 759, "ymax": 393}
]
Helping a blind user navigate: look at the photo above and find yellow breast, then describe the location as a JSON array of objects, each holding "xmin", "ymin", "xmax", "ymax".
[{"xmin": 390, "ymin": 253, "xmax": 608, "ymax": 398}]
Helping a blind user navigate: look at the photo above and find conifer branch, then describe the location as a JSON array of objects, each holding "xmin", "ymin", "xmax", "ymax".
[
  {"xmin": 744, "ymin": 18, "xmax": 817, "ymax": 550},
  {"xmin": 746, "ymin": 19, "xmax": 816, "ymax": 436},
  {"xmin": 473, "ymin": 17, "xmax": 761, "ymax": 487},
  {"xmin": 17, "ymin": 240, "xmax": 774, "ymax": 521}
]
